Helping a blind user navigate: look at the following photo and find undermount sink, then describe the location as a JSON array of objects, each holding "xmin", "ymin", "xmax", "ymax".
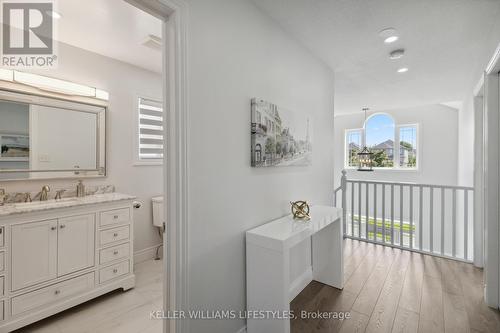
[{"xmin": 13, "ymin": 197, "xmax": 79, "ymax": 208}]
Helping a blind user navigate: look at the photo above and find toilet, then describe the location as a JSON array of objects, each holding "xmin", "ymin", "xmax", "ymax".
[
  {"xmin": 152, "ymin": 196, "xmax": 164, "ymax": 229},
  {"xmin": 152, "ymin": 196, "xmax": 164, "ymax": 260}
]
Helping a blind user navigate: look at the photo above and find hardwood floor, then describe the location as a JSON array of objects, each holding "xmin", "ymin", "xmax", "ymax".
[
  {"xmin": 291, "ymin": 239, "xmax": 500, "ymax": 333},
  {"xmin": 11, "ymin": 240, "xmax": 500, "ymax": 333},
  {"xmin": 13, "ymin": 259, "xmax": 163, "ymax": 333}
]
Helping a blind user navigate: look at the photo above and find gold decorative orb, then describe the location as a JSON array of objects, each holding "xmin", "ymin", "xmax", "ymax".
[{"xmin": 290, "ymin": 200, "xmax": 311, "ymax": 220}]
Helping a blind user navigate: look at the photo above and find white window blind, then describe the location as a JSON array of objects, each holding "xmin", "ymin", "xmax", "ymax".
[{"xmin": 138, "ymin": 97, "xmax": 164, "ymax": 161}]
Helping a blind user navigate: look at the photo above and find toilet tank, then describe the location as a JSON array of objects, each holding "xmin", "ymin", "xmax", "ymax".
[{"xmin": 152, "ymin": 196, "xmax": 164, "ymax": 227}]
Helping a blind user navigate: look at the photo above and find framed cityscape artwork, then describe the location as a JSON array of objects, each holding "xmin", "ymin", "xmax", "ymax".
[{"xmin": 251, "ymin": 98, "xmax": 312, "ymax": 167}]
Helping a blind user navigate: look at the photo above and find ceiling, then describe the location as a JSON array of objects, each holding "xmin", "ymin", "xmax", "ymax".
[
  {"xmin": 55, "ymin": 0, "xmax": 162, "ymax": 73},
  {"xmin": 251, "ymin": 0, "xmax": 500, "ymax": 114}
]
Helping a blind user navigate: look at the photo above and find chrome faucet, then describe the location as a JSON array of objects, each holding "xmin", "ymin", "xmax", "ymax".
[{"xmin": 35, "ymin": 185, "xmax": 51, "ymax": 201}]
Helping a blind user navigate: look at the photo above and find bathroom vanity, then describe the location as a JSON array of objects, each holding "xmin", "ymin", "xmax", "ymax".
[{"xmin": 0, "ymin": 193, "xmax": 136, "ymax": 332}]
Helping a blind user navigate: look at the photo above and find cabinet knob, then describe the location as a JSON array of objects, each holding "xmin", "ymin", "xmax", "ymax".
[
  {"xmin": 113, "ymin": 268, "xmax": 118, "ymax": 274},
  {"xmin": 51, "ymin": 226, "xmax": 57, "ymax": 231},
  {"xmin": 54, "ymin": 290, "xmax": 60, "ymax": 295},
  {"xmin": 113, "ymin": 250, "xmax": 119, "ymax": 255},
  {"xmin": 114, "ymin": 215, "xmax": 119, "ymax": 219},
  {"xmin": 113, "ymin": 233, "xmax": 118, "ymax": 237},
  {"xmin": 60, "ymin": 224, "xmax": 66, "ymax": 229}
]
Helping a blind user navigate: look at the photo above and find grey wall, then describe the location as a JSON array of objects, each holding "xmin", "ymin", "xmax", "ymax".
[{"xmin": 185, "ymin": 0, "xmax": 335, "ymax": 332}]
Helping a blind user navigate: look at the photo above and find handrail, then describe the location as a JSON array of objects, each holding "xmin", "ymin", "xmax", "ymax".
[
  {"xmin": 346, "ymin": 179, "xmax": 473, "ymax": 191},
  {"xmin": 335, "ymin": 169, "xmax": 474, "ymax": 262}
]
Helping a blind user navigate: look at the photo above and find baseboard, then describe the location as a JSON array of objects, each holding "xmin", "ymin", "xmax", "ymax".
[
  {"xmin": 134, "ymin": 243, "xmax": 162, "ymax": 264},
  {"xmin": 236, "ymin": 326, "xmax": 247, "ymax": 333}
]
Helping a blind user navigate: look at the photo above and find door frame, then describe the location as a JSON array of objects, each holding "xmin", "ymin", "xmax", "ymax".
[
  {"xmin": 124, "ymin": 1, "xmax": 189, "ymax": 332},
  {"xmin": 481, "ymin": 43, "xmax": 500, "ymax": 308},
  {"xmin": 473, "ymin": 78, "xmax": 484, "ymax": 269}
]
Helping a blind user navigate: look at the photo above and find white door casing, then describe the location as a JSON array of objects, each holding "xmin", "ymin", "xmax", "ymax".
[
  {"xmin": 123, "ymin": 1, "xmax": 189, "ymax": 333},
  {"xmin": 482, "ymin": 43, "xmax": 500, "ymax": 308}
]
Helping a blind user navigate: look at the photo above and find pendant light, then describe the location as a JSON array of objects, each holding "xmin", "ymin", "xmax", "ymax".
[{"xmin": 358, "ymin": 107, "xmax": 373, "ymax": 171}]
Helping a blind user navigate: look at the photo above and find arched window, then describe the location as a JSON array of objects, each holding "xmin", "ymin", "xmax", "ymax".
[
  {"xmin": 365, "ymin": 114, "xmax": 395, "ymax": 167},
  {"xmin": 345, "ymin": 113, "xmax": 418, "ymax": 169}
]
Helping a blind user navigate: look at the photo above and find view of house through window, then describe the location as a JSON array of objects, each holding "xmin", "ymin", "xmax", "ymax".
[
  {"xmin": 345, "ymin": 114, "xmax": 418, "ymax": 169},
  {"xmin": 346, "ymin": 130, "xmax": 362, "ymax": 167},
  {"xmin": 399, "ymin": 125, "xmax": 417, "ymax": 167},
  {"xmin": 366, "ymin": 114, "xmax": 395, "ymax": 167}
]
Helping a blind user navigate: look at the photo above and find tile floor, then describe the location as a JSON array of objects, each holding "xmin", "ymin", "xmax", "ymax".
[{"xmin": 14, "ymin": 259, "xmax": 163, "ymax": 333}]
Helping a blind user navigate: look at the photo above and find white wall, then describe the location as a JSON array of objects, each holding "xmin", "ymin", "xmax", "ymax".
[
  {"xmin": 334, "ymin": 104, "xmax": 459, "ymax": 188},
  {"xmin": 185, "ymin": 0, "xmax": 335, "ymax": 332},
  {"xmin": 457, "ymin": 19, "xmax": 500, "ymax": 187},
  {"xmin": 0, "ymin": 42, "xmax": 163, "ymax": 255}
]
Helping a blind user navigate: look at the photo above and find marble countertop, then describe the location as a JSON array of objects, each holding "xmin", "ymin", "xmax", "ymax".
[{"xmin": 0, "ymin": 193, "xmax": 136, "ymax": 217}]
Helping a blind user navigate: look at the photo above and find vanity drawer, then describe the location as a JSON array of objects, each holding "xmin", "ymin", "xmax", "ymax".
[
  {"xmin": 100, "ymin": 226, "xmax": 130, "ymax": 246},
  {"xmin": 11, "ymin": 272, "xmax": 94, "ymax": 316},
  {"xmin": 99, "ymin": 260, "xmax": 130, "ymax": 284},
  {"xmin": 100, "ymin": 208, "xmax": 130, "ymax": 227},
  {"xmin": 99, "ymin": 243, "xmax": 130, "ymax": 265},
  {"xmin": 0, "ymin": 252, "xmax": 4, "ymax": 272}
]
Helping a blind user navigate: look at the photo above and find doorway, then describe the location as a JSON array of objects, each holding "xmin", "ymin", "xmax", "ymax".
[{"xmin": 124, "ymin": 1, "xmax": 189, "ymax": 332}]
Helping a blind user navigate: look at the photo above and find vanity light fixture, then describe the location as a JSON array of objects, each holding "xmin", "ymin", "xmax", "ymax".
[
  {"xmin": 14, "ymin": 71, "xmax": 96, "ymax": 97},
  {"xmin": 95, "ymin": 89, "xmax": 109, "ymax": 100},
  {"xmin": 0, "ymin": 69, "xmax": 109, "ymax": 101},
  {"xmin": 0, "ymin": 68, "xmax": 13, "ymax": 82}
]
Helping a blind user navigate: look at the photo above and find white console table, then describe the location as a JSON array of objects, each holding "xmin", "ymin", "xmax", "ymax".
[{"xmin": 246, "ymin": 205, "xmax": 343, "ymax": 333}]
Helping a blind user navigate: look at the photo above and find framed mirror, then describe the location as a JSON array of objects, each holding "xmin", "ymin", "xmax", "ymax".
[{"xmin": 0, "ymin": 90, "xmax": 106, "ymax": 180}]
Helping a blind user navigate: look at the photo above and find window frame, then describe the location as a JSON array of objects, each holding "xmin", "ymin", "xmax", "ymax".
[
  {"xmin": 397, "ymin": 123, "xmax": 419, "ymax": 170},
  {"xmin": 344, "ymin": 128, "xmax": 363, "ymax": 168},
  {"xmin": 344, "ymin": 114, "xmax": 420, "ymax": 171},
  {"xmin": 134, "ymin": 94, "xmax": 164, "ymax": 166}
]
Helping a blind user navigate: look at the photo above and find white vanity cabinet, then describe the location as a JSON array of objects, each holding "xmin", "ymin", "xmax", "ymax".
[
  {"xmin": 11, "ymin": 214, "xmax": 95, "ymax": 291},
  {"xmin": 11, "ymin": 219, "xmax": 58, "ymax": 291},
  {"xmin": 0, "ymin": 194, "xmax": 136, "ymax": 332},
  {"xmin": 57, "ymin": 214, "xmax": 95, "ymax": 277}
]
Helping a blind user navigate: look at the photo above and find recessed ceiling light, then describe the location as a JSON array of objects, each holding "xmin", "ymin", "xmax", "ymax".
[
  {"xmin": 379, "ymin": 28, "xmax": 398, "ymax": 44},
  {"xmin": 384, "ymin": 36, "xmax": 399, "ymax": 44},
  {"xmin": 397, "ymin": 67, "xmax": 409, "ymax": 73},
  {"xmin": 46, "ymin": 10, "xmax": 62, "ymax": 19},
  {"xmin": 389, "ymin": 49, "xmax": 405, "ymax": 59}
]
